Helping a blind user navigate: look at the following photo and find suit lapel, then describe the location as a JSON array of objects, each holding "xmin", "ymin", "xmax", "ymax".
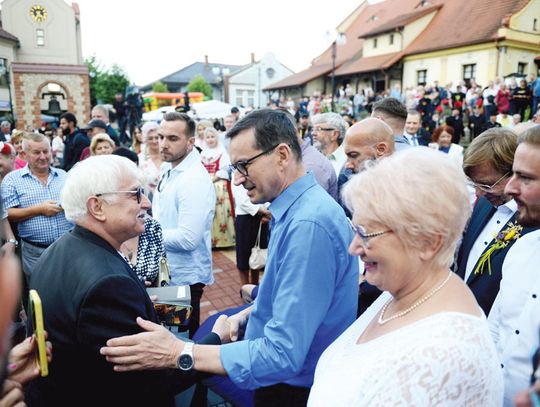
[{"xmin": 456, "ymin": 198, "xmax": 496, "ymax": 278}]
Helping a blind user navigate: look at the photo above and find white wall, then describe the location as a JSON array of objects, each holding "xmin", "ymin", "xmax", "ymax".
[
  {"xmin": 229, "ymin": 53, "xmax": 294, "ymax": 108},
  {"xmin": 2, "ymin": 0, "xmax": 83, "ymax": 65}
]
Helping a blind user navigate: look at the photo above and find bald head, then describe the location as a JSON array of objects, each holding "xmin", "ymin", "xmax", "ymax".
[{"xmin": 344, "ymin": 118, "xmax": 394, "ymax": 173}]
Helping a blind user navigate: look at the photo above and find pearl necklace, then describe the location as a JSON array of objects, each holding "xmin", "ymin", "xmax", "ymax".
[{"xmin": 378, "ymin": 271, "xmax": 453, "ymax": 325}]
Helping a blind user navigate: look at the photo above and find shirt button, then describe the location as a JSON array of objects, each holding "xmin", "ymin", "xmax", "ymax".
[
  {"xmin": 515, "ymin": 330, "xmax": 520, "ymax": 335},
  {"xmin": 533, "ymin": 294, "xmax": 537, "ymax": 299},
  {"xmin": 501, "ymin": 363, "xmax": 504, "ymax": 368},
  {"xmin": 496, "ymin": 220, "xmax": 501, "ymax": 224},
  {"xmin": 484, "ymin": 242, "xmax": 488, "ymax": 245}
]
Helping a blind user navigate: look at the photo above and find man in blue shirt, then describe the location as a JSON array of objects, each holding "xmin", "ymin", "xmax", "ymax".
[
  {"xmin": 102, "ymin": 109, "xmax": 359, "ymax": 406},
  {"xmin": 1, "ymin": 132, "xmax": 71, "ymax": 280}
]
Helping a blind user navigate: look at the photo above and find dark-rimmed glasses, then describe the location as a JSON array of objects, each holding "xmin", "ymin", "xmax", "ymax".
[
  {"xmin": 96, "ymin": 187, "xmax": 145, "ymax": 204},
  {"xmin": 466, "ymin": 172, "xmax": 510, "ymax": 193},
  {"xmin": 348, "ymin": 218, "xmax": 391, "ymax": 248},
  {"xmin": 229, "ymin": 144, "xmax": 279, "ymax": 177},
  {"xmin": 312, "ymin": 127, "xmax": 336, "ymax": 133}
]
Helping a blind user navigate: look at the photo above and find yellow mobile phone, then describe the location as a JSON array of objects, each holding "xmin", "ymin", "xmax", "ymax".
[{"xmin": 28, "ymin": 289, "xmax": 48, "ymax": 377}]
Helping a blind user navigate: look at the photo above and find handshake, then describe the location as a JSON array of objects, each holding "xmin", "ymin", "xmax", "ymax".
[{"xmin": 211, "ymin": 307, "xmax": 251, "ymax": 343}]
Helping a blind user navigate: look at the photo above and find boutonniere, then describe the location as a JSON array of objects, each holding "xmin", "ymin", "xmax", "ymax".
[{"xmin": 474, "ymin": 222, "xmax": 523, "ymax": 276}]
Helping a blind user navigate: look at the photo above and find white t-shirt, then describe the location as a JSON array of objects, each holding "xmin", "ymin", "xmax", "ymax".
[{"xmin": 309, "ymin": 292, "xmax": 503, "ymax": 406}]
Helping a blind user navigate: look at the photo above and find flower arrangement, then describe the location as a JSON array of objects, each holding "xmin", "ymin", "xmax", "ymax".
[{"xmin": 474, "ymin": 222, "xmax": 523, "ymax": 276}]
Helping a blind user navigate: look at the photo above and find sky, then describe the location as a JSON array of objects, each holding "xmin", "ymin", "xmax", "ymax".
[{"xmin": 74, "ymin": 0, "xmax": 363, "ymax": 86}]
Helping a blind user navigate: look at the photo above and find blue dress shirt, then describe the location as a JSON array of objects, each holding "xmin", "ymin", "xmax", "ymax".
[
  {"xmin": 1, "ymin": 166, "xmax": 71, "ymax": 244},
  {"xmin": 152, "ymin": 149, "xmax": 216, "ymax": 286},
  {"xmin": 220, "ymin": 172, "xmax": 358, "ymax": 389}
]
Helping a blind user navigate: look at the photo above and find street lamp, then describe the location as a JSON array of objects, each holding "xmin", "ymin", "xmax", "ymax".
[
  {"xmin": 327, "ymin": 31, "xmax": 346, "ymax": 112},
  {"xmin": 0, "ymin": 62, "xmax": 14, "ymax": 122},
  {"xmin": 212, "ymin": 66, "xmax": 230, "ymax": 102}
]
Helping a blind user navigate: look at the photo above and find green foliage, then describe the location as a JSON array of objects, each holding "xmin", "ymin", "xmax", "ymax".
[
  {"xmin": 152, "ymin": 81, "xmax": 168, "ymax": 93},
  {"xmin": 85, "ymin": 56, "xmax": 130, "ymax": 105},
  {"xmin": 187, "ymin": 74, "xmax": 213, "ymax": 98}
]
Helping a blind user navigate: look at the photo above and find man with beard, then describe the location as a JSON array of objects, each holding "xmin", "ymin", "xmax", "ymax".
[
  {"xmin": 60, "ymin": 112, "xmax": 84, "ymax": 171},
  {"xmin": 454, "ymin": 128, "xmax": 537, "ymax": 316},
  {"xmin": 311, "ymin": 112, "xmax": 347, "ymax": 177},
  {"xmin": 488, "ymin": 125, "xmax": 540, "ymax": 406}
]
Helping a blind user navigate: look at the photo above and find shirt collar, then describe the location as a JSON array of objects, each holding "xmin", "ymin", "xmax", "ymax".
[
  {"xmin": 328, "ymin": 144, "xmax": 344, "ymax": 161},
  {"xmin": 167, "ymin": 148, "xmax": 200, "ymax": 174},
  {"xmin": 269, "ymin": 172, "xmax": 316, "ymax": 223},
  {"xmin": 497, "ymin": 199, "xmax": 517, "ymax": 215},
  {"xmin": 20, "ymin": 165, "xmax": 57, "ymax": 177}
]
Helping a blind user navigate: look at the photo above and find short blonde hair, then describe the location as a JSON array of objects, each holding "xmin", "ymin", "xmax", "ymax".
[
  {"xmin": 344, "ymin": 147, "xmax": 471, "ymax": 268},
  {"xmin": 90, "ymin": 133, "xmax": 115, "ymax": 155},
  {"xmin": 463, "ymin": 128, "xmax": 517, "ymax": 177}
]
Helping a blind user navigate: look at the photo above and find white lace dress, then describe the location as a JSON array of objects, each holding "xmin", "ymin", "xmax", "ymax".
[{"xmin": 308, "ymin": 292, "xmax": 503, "ymax": 406}]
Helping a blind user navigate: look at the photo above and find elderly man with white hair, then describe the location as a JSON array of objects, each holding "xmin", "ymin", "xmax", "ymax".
[
  {"xmin": 26, "ymin": 155, "xmax": 220, "ymax": 407},
  {"xmin": 311, "ymin": 112, "xmax": 348, "ymax": 176}
]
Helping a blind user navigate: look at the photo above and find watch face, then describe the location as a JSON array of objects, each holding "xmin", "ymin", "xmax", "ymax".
[
  {"xmin": 178, "ymin": 354, "xmax": 193, "ymax": 370},
  {"xmin": 30, "ymin": 5, "xmax": 48, "ymax": 22}
]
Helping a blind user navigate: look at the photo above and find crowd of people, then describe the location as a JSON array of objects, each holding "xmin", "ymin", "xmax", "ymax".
[{"xmin": 0, "ymin": 70, "xmax": 540, "ymax": 407}]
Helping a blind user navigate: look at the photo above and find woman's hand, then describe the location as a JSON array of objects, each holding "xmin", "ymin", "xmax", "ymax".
[
  {"xmin": 8, "ymin": 335, "xmax": 52, "ymax": 384},
  {"xmin": 0, "ymin": 380, "xmax": 24, "ymax": 407}
]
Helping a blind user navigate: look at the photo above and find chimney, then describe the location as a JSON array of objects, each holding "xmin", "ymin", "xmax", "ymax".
[
  {"xmin": 204, "ymin": 55, "xmax": 209, "ymax": 67},
  {"xmin": 251, "ymin": 53, "xmax": 255, "ymax": 63}
]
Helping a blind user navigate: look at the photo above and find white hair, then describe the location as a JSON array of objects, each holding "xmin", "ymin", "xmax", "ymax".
[
  {"xmin": 141, "ymin": 121, "xmax": 159, "ymax": 137},
  {"xmin": 344, "ymin": 147, "xmax": 471, "ymax": 268},
  {"xmin": 61, "ymin": 155, "xmax": 143, "ymax": 222}
]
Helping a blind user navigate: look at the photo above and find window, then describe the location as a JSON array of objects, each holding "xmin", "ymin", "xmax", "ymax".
[
  {"xmin": 534, "ymin": 18, "xmax": 538, "ymax": 31},
  {"xmin": 518, "ymin": 62, "xmax": 528, "ymax": 75},
  {"xmin": 36, "ymin": 29, "xmax": 45, "ymax": 46},
  {"xmin": 373, "ymin": 38, "xmax": 378, "ymax": 48},
  {"xmin": 236, "ymin": 90, "xmax": 243, "ymax": 107},
  {"xmin": 417, "ymin": 70, "xmax": 427, "ymax": 86},
  {"xmin": 247, "ymin": 90, "xmax": 255, "ymax": 107},
  {"xmin": 0, "ymin": 58, "xmax": 7, "ymax": 87},
  {"xmin": 463, "ymin": 64, "xmax": 476, "ymax": 81},
  {"xmin": 389, "ymin": 34, "xmax": 394, "ymax": 45}
]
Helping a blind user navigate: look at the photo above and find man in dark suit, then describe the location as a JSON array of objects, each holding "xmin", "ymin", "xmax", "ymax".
[
  {"xmin": 404, "ymin": 110, "xmax": 431, "ymax": 146},
  {"xmin": 454, "ymin": 128, "xmax": 537, "ymax": 316},
  {"xmin": 26, "ymin": 155, "xmax": 219, "ymax": 407}
]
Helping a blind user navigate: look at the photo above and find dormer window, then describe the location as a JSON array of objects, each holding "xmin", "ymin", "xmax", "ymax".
[
  {"xmin": 534, "ymin": 18, "xmax": 538, "ymax": 31},
  {"xmin": 390, "ymin": 34, "xmax": 394, "ymax": 45},
  {"xmin": 373, "ymin": 38, "xmax": 378, "ymax": 48}
]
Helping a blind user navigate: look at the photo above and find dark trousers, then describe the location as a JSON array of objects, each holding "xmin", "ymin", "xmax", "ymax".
[
  {"xmin": 253, "ymin": 383, "xmax": 310, "ymax": 407},
  {"xmin": 185, "ymin": 283, "xmax": 205, "ymax": 339}
]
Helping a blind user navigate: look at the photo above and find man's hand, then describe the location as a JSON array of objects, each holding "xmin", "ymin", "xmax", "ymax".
[
  {"xmin": 39, "ymin": 201, "xmax": 63, "ymax": 217},
  {"xmin": 8, "ymin": 335, "xmax": 52, "ymax": 384},
  {"xmin": 211, "ymin": 315, "xmax": 232, "ymax": 343},
  {"xmin": 100, "ymin": 317, "xmax": 183, "ymax": 372},
  {"xmin": 0, "ymin": 380, "xmax": 24, "ymax": 407},
  {"xmin": 258, "ymin": 207, "xmax": 271, "ymax": 224}
]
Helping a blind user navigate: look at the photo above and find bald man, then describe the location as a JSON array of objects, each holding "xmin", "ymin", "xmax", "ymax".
[{"xmin": 343, "ymin": 118, "xmax": 395, "ymax": 174}]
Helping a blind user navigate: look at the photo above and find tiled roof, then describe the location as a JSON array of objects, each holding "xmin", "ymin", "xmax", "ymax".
[
  {"xmin": 264, "ymin": 63, "xmax": 333, "ymax": 90},
  {"xmin": 359, "ymin": 4, "xmax": 442, "ymax": 38},
  {"xmin": 144, "ymin": 62, "xmax": 245, "ymax": 89},
  {"xmin": 0, "ymin": 27, "xmax": 18, "ymax": 42},
  {"xmin": 334, "ymin": 52, "xmax": 403, "ymax": 76},
  {"xmin": 269, "ymin": 0, "xmax": 532, "ymax": 87}
]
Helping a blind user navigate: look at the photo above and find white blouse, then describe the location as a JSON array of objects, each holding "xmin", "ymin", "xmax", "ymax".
[{"xmin": 309, "ymin": 292, "xmax": 503, "ymax": 406}]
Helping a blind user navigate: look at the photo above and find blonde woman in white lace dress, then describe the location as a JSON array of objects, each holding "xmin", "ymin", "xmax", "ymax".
[{"xmin": 309, "ymin": 148, "xmax": 503, "ymax": 406}]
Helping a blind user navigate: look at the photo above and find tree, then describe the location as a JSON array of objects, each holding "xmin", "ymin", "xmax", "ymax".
[
  {"xmin": 187, "ymin": 74, "xmax": 213, "ymax": 98},
  {"xmin": 85, "ymin": 56, "xmax": 130, "ymax": 105},
  {"xmin": 152, "ymin": 81, "xmax": 168, "ymax": 93}
]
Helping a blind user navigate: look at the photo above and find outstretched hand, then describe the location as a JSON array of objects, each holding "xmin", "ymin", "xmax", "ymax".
[{"xmin": 100, "ymin": 317, "xmax": 183, "ymax": 372}]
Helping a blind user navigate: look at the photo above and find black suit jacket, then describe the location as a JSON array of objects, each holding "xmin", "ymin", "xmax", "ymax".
[
  {"xmin": 27, "ymin": 226, "xmax": 218, "ymax": 407},
  {"xmin": 454, "ymin": 197, "xmax": 537, "ymax": 316}
]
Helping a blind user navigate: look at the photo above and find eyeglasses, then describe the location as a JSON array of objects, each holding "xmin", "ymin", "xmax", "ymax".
[
  {"xmin": 466, "ymin": 172, "xmax": 510, "ymax": 193},
  {"xmin": 229, "ymin": 144, "xmax": 279, "ymax": 177},
  {"xmin": 96, "ymin": 187, "xmax": 145, "ymax": 204},
  {"xmin": 348, "ymin": 218, "xmax": 391, "ymax": 248},
  {"xmin": 313, "ymin": 127, "xmax": 336, "ymax": 133}
]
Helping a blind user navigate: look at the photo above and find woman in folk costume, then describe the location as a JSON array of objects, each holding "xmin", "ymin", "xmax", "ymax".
[{"xmin": 200, "ymin": 127, "xmax": 235, "ymax": 248}]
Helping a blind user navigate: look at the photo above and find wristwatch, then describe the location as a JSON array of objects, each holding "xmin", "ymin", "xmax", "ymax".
[
  {"xmin": 177, "ymin": 342, "xmax": 194, "ymax": 371},
  {"xmin": 5, "ymin": 239, "xmax": 18, "ymax": 247}
]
